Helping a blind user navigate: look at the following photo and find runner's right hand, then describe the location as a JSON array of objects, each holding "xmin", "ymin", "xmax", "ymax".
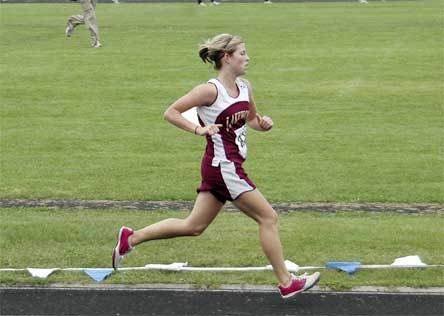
[{"xmin": 196, "ymin": 124, "xmax": 223, "ymax": 136}]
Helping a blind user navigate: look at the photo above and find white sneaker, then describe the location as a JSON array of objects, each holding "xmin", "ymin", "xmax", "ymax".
[
  {"xmin": 264, "ymin": 0, "xmax": 272, "ymax": 4},
  {"xmin": 278, "ymin": 272, "xmax": 320, "ymax": 299},
  {"xmin": 112, "ymin": 0, "xmax": 120, "ymax": 3},
  {"xmin": 212, "ymin": 1, "xmax": 220, "ymax": 5},
  {"xmin": 299, "ymin": 272, "xmax": 321, "ymax": 291},
  {"xmin": 65, "ymin": 22, "xmax": 74, "ymax": 37},
  {"xmin": 359, "ymin": 0, "xmax": 368, "ymax": 3},
  {"xmin": 199, "ymin": 2, "xmax": 206, "ymax": 5},
  {"xmin": 92, "ymin": 41, "xmax": 102, "ymax": 48}
]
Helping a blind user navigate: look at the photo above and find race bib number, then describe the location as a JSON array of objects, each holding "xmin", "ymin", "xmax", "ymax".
[{"xmin": 234, "ymin": 125, "xmax": 248, "ymax": 159}]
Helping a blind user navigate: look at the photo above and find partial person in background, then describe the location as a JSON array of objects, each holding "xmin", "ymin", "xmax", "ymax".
[
  {"xmin": 65, "ymin": 0, "xmax": 101, "ymax": 48},
  {"xmin": 197, "ymin": 0, "xmax": 221, "ymax": 5}
]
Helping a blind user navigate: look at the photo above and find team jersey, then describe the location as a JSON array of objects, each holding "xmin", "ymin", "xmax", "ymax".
[{"xmin": 197, "ymin": 78, "xmax": 250, "ymax": 167}]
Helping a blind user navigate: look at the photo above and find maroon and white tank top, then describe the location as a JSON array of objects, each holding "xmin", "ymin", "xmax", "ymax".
[{"xmin": 197, "ymin": 78, "xmax": 251, "ymax": 167}]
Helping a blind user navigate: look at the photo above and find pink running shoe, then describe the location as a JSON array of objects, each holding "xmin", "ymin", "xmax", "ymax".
[
  {"xmin": 112, "ymin": 226, "xmax": 134, "ymax": 271},
  {"xmin": 278, "ymin": 272, "xmax": 321, "ymax": 299}
]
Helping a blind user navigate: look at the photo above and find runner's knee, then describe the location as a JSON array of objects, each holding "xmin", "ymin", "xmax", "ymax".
[
  {"xmin": 259, "ymin": 209, "xmax": 278, "ymax": 227},
  {"xmin": 184, "ymin": 221, "xmax": 207, "ymax": 236}
]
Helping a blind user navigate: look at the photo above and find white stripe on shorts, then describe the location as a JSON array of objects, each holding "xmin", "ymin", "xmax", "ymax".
[
  {"xmin": 211, "ymin": 134, "xmax": 228, "ymax": 167},
  {"xmin": 220, "ymin": 161, "xmax": 253, "ymax": 200}
]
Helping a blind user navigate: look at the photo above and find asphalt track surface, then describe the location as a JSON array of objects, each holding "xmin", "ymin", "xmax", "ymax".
[{"xmin": 1, "ymin": 286, "xmax": 443, "ymax": 316}]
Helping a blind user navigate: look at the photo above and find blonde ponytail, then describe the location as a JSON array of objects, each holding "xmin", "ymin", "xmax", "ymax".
[{"xmin": 198, "ymin": 34, "xmax": 244, "ymax": 69}]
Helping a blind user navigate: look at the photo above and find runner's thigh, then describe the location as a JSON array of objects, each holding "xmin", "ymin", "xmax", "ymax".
[
  {"xmin": 233, "ymin": 189, "xmax": 277, "ymax": 223},
  {"xmin": 186, "ymin": 191, "xmax": 225, "ymax": 228}
]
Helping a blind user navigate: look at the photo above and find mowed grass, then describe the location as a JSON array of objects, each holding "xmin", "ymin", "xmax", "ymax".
[
  {"xmin": 0, "ymin": 208, "xmax": 443, "ymax": 289},
  {"xmin": 1, "ymin": 1, "xmax": 443, "ymax": 202}
]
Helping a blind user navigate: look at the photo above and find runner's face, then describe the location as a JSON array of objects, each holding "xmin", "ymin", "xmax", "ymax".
[{"xmin": 227, "ymin": 43, "xmax": 249, "ymax": 76}]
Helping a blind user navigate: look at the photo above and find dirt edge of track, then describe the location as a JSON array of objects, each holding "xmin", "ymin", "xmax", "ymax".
[{"xmin": 1, "ymin": 199, "xmax": 442, "ymax": 213}]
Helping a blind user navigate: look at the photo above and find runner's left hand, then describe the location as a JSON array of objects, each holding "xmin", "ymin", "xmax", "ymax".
[{"xmin": 256, "ymin": 114, "xmax": 273, "ymax": 131}]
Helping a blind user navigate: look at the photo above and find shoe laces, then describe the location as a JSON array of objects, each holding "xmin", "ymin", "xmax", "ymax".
[{"xmin": 291, "ymin": 272, "xmax": 309, "ymax": 280}]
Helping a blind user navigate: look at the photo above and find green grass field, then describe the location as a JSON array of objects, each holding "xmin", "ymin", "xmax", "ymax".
[
  {"xmin": 1, "ymin": 1, "xmax": 443, "ymax": 288},
  {"xmin": 1, "ymin": 1, "xmax": 443, "ymax": 202},
  {"xmin": 1, "ymin": 208, "xmax": 443, "ymax": 289}
]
